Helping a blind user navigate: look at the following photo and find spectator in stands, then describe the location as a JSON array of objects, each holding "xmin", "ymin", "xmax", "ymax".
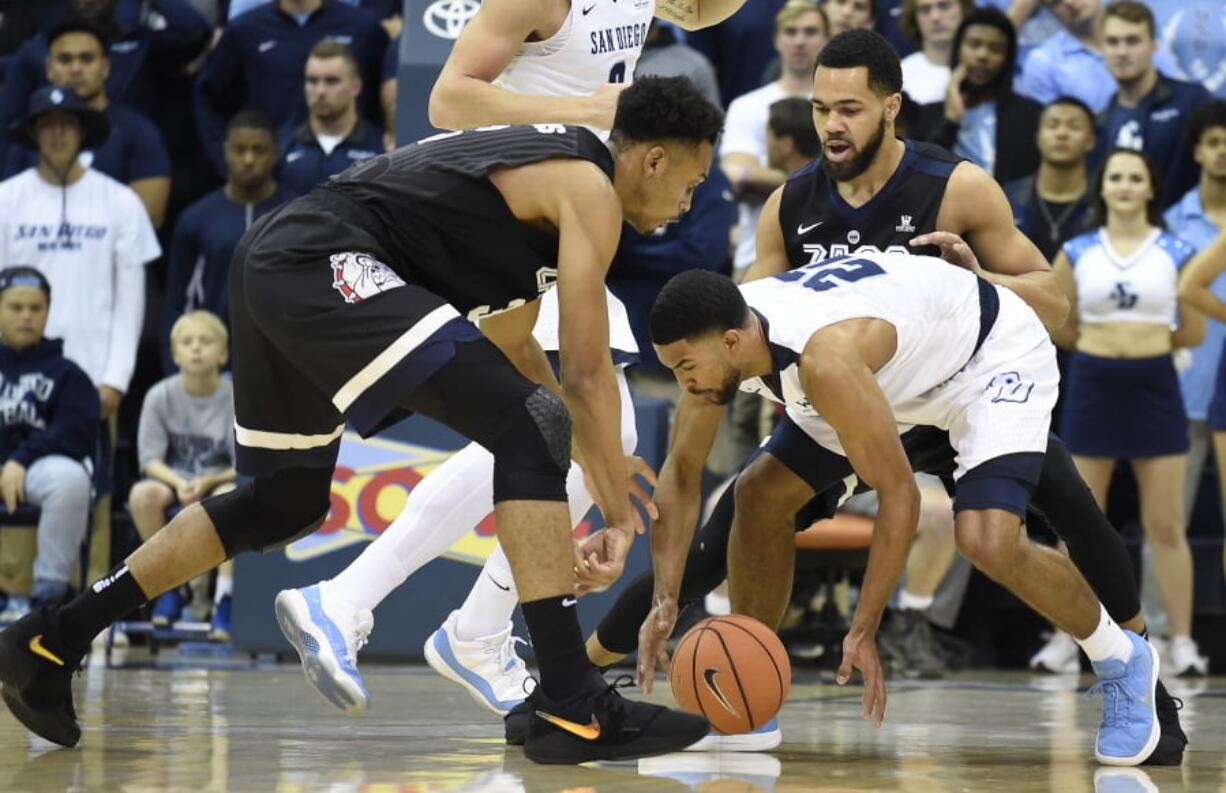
[
  {"xmin": 230, "ymin": 0, "xmax": 403, "ymax": 38},
  {"xmin": 278, "ymin": 39, "xmax": 381, "ymax": 196},
  {"xmin": 721, "ymin": 1, "xmax": 826, "ymax": 279},
  {"xmin": 977, "ymin": 0, "xmax": 1064, "ymax": 67},
  {"xmin": 3, "ymin": 21, "xmax": 171, "ymax": 228},
  {"xmin": 822, "ymin": 0, "xmax": 875, "ymax": 35},
  {"xmin": 1097, "ymin": 1, "xmax": 1211, "ymax": 211},
  {"xmin": 1168, "ymin": 101, "xmax": 1226, "ymax": 620},
  {"xmin": 874, "ymin": 0, "xmax": 916, "ymax": 59},
  {"xmin": 0, "ymin": 266, "xmax": 98, "ymax": 611},
  {"xmin": 0, "ymin": 0, "xmax": 209, "ymax": 165},
  {"xmin": 1147, "ymin": 0, "xmax": 1226, "ymax": 99},
  {"xmin": 637, "ymin": 23, "xmax": 721, "ymax": 108},
  {"xmin": 914, "ymin": 8, "xmax": 1040, "ymax": 185},
  {"xmin": 0, "ymin": 86, "xmax": 160, "ymax": 422},
  {"xmin": 686, "ymin": 0, "xmax": 790, "ymax": 107},
  {"xmin": 130, "ymin": 310, "xmax": 236, "ymax": 639},
  {"xmin": 194, "ymin": 0, "xmax": 387, "ymax": 177},
  {"xmin": 899, "ymin": 0, "xmax": 970, "ymax": 105},
  {"xmin": 162, "ymin": 112, "xmax": 293, "ymax": 373},
  {"xmin": 1040, "ymin": 148, "xmax": 1208, "ymax": 676},
  {"xmin": 766, "ymin": 96, "xmax": 822, "ymax": 176},
  {"xmin": 1004, "ymin": 96, "xmax": 1097, "ymax": 263},
  {"xmin": 1015, "ymin": 0, "xmax": 1175, "ymax": 114}
]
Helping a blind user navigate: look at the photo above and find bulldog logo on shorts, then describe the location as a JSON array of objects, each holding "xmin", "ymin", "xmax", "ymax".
[{"xmin": 330, "ymin": 252, "xmax": 406, "ymax": 304}]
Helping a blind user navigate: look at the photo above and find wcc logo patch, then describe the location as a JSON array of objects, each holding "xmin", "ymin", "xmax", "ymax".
[{"xmin": 330, "ymin": 252, "xmax": 405, "ymax": 304}]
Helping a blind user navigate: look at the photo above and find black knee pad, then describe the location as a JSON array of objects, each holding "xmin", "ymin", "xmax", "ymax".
[
  {"xmin": 203, "ymin": 467, "xmax": 334, "ymax": 557},
  {"xmin": 492, "ymin": 386, "xmax": 570, "ymax": 503}
]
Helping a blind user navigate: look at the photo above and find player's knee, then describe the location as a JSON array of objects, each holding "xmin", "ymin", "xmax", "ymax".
[
  {"xmin": 203, "ymin": 468, "xmax": 333, "ymax": 557},
  {"xmin": 954, "ymin": 512, "xmax": 1020, "ymax": 574},
  {"xmin": 1142, "ymin": 516, "xmax": 1186, "ymax": 549},
  {"xmin": 492, "ymin": 386, "xmax": 570, "ymax": 503}
]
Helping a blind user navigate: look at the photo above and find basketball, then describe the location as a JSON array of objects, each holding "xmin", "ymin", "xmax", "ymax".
[{"xmin": 669, "ymin": 615, "xmax": 791, "ymax": 735}]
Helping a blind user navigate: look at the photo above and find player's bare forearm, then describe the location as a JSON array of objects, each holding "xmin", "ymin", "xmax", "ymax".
[
  {"xmin": 564, "ymin": 364, "xmax": 633, "ymax": 528},
  {"xmin": 430, "ymin": 76, "xmax": 601, "ymax": 130},
  {"xmin": 656, "ymin": 0, "xmax": 744, "ymax": 29},
  {"xmin": 981, "ymin": 269, "xmax": 1069, "ymax": 327},
  {"xmin": 849, "ymin": 482, "xmax": 919, "ymax": 637}
]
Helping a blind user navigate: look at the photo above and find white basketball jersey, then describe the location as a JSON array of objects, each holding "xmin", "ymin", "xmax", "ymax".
[
  {"xmin": 494, "ymin": 0, "xmax": 654, "ymax": 136},
  {"xmin": 532, "ymin": 285, "xmax": 639, "ymax": 355},
  {"xmin": 738, "ymin": 252, "xmax": 993, "ymax": 429}
]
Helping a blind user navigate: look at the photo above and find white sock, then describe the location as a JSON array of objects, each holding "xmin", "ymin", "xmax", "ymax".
[
  {"xmin": 213, "ymin": 574, "xmax": 233, "ymax": 604},
  {"xmin": 328, "ymin": 441, "xmax": 498, "ymax": 612},
  {"xmin": 1074, "ymin": 604, "xmax": 1134, "ymax": 665},
  {"xmin": 897, "ymin": 590, "xmax": 934, "ymax": 612},
  {"xmin": 453, "ymin": 459, "xmax": 599, "ymax": 641}
]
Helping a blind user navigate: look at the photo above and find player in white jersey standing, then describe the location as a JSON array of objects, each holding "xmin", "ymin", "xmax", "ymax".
[
  {"xmin": 274, "ymin": 0, "xmax": 749, "ymax": 720},
  {"xmin": 645, "ymin": 254, "xmax": 1162, "ymax": 767}
]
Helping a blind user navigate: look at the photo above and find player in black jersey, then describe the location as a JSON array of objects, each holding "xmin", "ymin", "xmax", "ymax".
[
  {"xmin": 588, "ymin": 32, "xmax": 1187, "ymax": 765},
  {"xmin": 0, "ymin": 77, "xmax": 722, "ymax": 765}
]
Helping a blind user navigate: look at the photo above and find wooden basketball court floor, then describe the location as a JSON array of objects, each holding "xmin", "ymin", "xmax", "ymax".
[{"xmin": 0, "ymin": 653, "xmax": 1222, "ymax": 792}]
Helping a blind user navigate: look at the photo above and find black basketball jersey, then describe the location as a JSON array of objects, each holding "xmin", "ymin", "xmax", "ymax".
[
  {"xmin": 317, "ymin": 124, "xmax": 614, "ymax": 319},
  {"xmin": 778, "ymin": 139, "xmax": 961, "ymax": 269}
]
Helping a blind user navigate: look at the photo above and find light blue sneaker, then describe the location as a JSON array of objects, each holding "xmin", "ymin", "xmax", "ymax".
[
  {"xmin": 274, "ymin": 584, "xmax": 373, "ymax": 715},
  {"xmin": 684, "ymin": 716, "xmax": 782, "ymax": 752},
  {"xmin": 423, "ymin": 609, "xmax": 531, "ymax": 716},
  {"xmin": 1088, "ymin": 631, "xmax": 1160, "ymax": 766}
]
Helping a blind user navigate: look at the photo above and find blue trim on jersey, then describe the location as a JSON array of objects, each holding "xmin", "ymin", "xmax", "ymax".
[
  {"xmin": 1062, "ymin": 230, "xmax": 1098, "ymax": 266},
  {"xmin": 790, "ymin": 158, "xmax": 821, "ymax": 182},
  {"xmin": 751, "ymin": 308, "xmax": 800, "ymax": 402},
  {"xmin": 953, "ymin": 452, "xmax": 1044, "ymax": 518},
  {"xmin": 973, "ymin": 278, "xmax": 1001, "ymax": 359},
  {"xmin": 1155, "ymin": 231, "xmax": 1196, "ymax": 269}
]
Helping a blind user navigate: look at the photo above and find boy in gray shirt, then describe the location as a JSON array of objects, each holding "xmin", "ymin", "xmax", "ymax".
[{"xmin": 129, "ymin": 310, "xmax": 236, "ymax": 639}]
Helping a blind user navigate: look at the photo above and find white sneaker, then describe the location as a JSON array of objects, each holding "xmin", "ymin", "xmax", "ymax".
[
  {"xmin": 1030, "ymin": 630, "xmax": 1082, "ymax": 674},
  {"xmin": 274, "ymin": 583, "xmax": 373, "ymax": 714},
  {"xmin": 1167, "ymin": 635, "xmax": 1208, "ymax": 677},
  {"xmin": 423, "ymin": 610, "xmax": 532, "ymax": 716},
  {"xmin": 684, "ymin": 717, "xmax": 782, "ymax": 752}
]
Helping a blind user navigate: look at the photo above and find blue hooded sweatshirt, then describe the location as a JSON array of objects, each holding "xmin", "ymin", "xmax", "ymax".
[{"xmin": 0, "ymin": 338, "xmax": 100, "ymax": 468}]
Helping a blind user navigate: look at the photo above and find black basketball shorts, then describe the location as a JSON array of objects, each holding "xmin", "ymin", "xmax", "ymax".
[{"xmin": 228, "ymin": 196, "xmax": 485, "ymax": 476}]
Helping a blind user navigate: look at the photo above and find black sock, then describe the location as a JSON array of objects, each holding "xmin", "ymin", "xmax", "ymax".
[
  {"xmin": 57, "ymin": 565, "xmax": 148, "ymax": 654},
  {"xmin": 521, "ymin": 595, "xmax": 593, "ymax": 701}
]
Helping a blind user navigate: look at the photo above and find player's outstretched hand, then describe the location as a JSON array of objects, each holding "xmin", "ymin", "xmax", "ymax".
[
  {"xmin": 573, "ymin": 527, "xmax": 632, "ymax": 595},
  {"xmin": 910, "ymin": 231, "xmax": 982, "ymax": 276},
  {"xmin": 837, "ymin": 631, "xmax": 887, "ymax": 727},
  {"xmin": 636, "ymin": 596, "xmax": 678, "ymax": 693}
]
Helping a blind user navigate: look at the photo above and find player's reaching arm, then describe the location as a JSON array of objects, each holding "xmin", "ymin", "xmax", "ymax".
[
  {"xmin": 428, "ymin": 0, "xmax": 625, "ymax": 131},
  {"xmin": 1047, "ymin": 251, "xmax": 1080, "ymax": 349},
  {"xmin": 740, "ymin": 187, "xmax": 791, "ymax": 282},
  {"xmin": 478, "ymin": 299, "xmax": 562, "ymax": 395},
  {"xmin": 655, "ymin": 0, "xmax": 747, "ymax": 31},
  {"xmin": 799, "ymin": 320, "xmax": 920, "ymax": 727},
  {"xmin": 636, "ymin": 392, "xmax": 725, "ymax": 690},
  {"xmin": 919, "ymin": 161, "xmax": 1070, "ymax": 328}
]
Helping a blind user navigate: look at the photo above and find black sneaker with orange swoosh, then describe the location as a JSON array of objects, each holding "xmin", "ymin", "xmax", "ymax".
[
  {"xmin": 523, "ymin": 671, "xmax": 709, "ymax": 764},
  {"xmin": 0, "ymin": 605, "xmax": 84, "ymax": 747}
]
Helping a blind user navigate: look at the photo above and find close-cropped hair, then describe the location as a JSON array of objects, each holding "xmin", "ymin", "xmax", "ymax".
[
  {"xmin": 610, "ymin": 76, "xmax": 724, "ymax": 148},
  {"xmin": 813, "ymin": 29, "xmax": 903, "ymax": 96},
  {"xmin": 650, "ymin": 270, "xmax": 749, "ymax": 346}
]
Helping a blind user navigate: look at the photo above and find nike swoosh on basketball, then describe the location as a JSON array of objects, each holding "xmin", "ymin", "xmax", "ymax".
[
  {"xmin": 797, "ymin": 220, "xmax": 823, "ymax": 235},
  {"xmin": 582, "ymin": 3, "xmax": 596, "ymax": 13},
  {"xmin": 537, "ymin": 710, "xmax": 602, "ymax": 740},
  {"xmin": 28, "ymin": 634, "xmax": 65, "ymax": 667},
  {"xmin": 702, "ymin": 667, "xmax": 738, "ymax": 715},
  {"xmin": 487, "ymin": 573, "xmax": 511, "ymax": 592}
]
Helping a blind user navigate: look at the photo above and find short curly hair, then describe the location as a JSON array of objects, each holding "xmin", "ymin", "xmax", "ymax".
[
  {"xmin": 610, "ymin": 76, "xmax": 724, "ymax": 148},
  {"xmin": 650, "ymin": 270, "xmax": 749, "ymax": 346},
  {"xmin": 814, "ymin": 29, "xmax": 902, "ymax": 96}
]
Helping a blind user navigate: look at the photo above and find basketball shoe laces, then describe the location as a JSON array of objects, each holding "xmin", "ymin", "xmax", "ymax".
[
  {"xmin": 1087, "ymin": 675, "xmax": 1141, "ymax": 727},
  {"xmin": 489, "ymin": 634, "xmax": 528, "ymax": 676},
  {"xmin": 345, "ymin": 611, "xmax": 373, "ymax": 666}
]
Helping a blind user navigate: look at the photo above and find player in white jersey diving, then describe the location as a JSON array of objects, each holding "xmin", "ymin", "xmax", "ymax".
[
  {"xmin": 275, "ymin": 0, "xmax": 749, "ymax": 719},
  {"xmin": 642, "ymin": 252, "xmax": 1161, "ymax": 767}
]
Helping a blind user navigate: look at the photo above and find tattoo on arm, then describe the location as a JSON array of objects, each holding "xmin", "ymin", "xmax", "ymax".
[{"xmin": 657, "ymin": 0, "xmax": 696, "ymax": 22}]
